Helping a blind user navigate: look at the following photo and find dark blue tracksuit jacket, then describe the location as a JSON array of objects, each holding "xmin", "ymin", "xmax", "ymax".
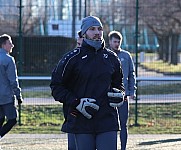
[{"xmin": 50, "ymin": 41, "xmax": 124, "ymax": 134}]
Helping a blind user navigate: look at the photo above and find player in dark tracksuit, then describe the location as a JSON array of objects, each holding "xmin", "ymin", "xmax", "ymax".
[{"xmin": 50, "ymin": 16, "xmax": 124, "ymax": 150}]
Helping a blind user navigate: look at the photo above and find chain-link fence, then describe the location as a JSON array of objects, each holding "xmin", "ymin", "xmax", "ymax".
[{"xmin": 1, "ymin": 0, "xmax": 181, "ymax": 134}]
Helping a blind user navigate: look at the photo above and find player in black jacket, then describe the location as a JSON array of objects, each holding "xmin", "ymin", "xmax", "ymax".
[{"xmin": 50, "ymin": 16, "xmax": 124, "ymax": 150}]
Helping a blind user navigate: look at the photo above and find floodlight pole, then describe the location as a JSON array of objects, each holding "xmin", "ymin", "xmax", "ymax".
[{"xmin": 135, "ymin": 0, "xmax": 139, "ymax": 126}]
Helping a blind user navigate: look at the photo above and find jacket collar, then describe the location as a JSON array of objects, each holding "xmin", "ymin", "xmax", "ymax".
[
  {"xmin": 81, "ymin": 39, "xmax": 105, "ymax": 52},
  {"xmin": 0, "ymin": 48, "xmax": 8, "ymax": 54}
]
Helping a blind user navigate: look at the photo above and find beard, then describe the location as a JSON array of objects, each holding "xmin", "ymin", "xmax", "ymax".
[{"xmin": 85, "ymin": 34, "xmax": 102, "ymax": 41}]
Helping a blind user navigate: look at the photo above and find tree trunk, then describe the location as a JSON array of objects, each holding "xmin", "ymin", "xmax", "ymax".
[
  {"xmin": 169, "ymin": 34, "xmax": 179, "ymax": 65},
  {"xmin": 157, "ymin": 37, "xmax": 163, "ymax": 60},
  {"xmin": 162, "ymin": 36, "xmax": 169, "ymax": 62}
]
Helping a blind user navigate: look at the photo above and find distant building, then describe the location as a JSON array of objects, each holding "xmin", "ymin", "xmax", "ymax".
[{"xmin": 48, "ymin": 19, "xmax": 81, "ymax": 38}]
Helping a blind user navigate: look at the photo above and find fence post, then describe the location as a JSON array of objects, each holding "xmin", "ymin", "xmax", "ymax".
[
  {"xmin": 134, "ymin": 0, "xmax": 139, "ymax": 126},
  {"xmin": 18, "ymin": 0, "xmax": 23, "ymax": 126}
]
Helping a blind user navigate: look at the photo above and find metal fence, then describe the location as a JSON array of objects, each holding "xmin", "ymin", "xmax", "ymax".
[
  {"xmin": 1, "ymin": 0, "xmax": 181, "ymax": 134},
  {"xmin": 17, "ymin": 76, "xmax": 181, "ymax": 133},
  {"xmin": 134, "ymin": 77, "xmax": 181, "ymax": 132},
  {"xmin": 1, "ymin": 0, "xmax": 181, "ymax": 74}
]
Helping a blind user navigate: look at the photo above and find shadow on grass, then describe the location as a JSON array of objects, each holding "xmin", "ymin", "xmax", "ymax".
[{"xmin": 139, "ymin": 138, "xmax": 181, "ymax": 146}]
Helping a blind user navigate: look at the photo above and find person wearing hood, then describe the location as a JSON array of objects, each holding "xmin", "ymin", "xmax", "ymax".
[{"xmin": 50, "ymin": 16, "xmax": 124, "ymax": 150}]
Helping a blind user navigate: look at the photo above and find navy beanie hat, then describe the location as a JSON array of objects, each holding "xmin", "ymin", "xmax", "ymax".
[{"xmin": 80, "ymin": 16, "xmax": 103, "ymax": 36}]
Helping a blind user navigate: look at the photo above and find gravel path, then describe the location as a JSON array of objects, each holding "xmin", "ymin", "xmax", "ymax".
[{"xmin": 1, "ymin": 134, "xmax": 181, "ymax": 150}]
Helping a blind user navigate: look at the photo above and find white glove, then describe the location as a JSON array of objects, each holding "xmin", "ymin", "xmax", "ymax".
[
  {"xmin": 76, "ymin": 98, "xmax": 99, "ymax": 119},
  {"xmin": 107, "ymin": 88, "xmax": 124, "ymax": 107}
]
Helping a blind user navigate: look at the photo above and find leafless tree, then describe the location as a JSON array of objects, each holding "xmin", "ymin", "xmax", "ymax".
[
  {"xmin": 0, "ymin": 0, "xmax": 46, "ymax": 36},
  {"xmin": 127, "ymin": 0, "xmax": 181, "ymax": 65},
  {"xmin": 0, "ymin": 2, "xmax": 19, "ymax": 35}
]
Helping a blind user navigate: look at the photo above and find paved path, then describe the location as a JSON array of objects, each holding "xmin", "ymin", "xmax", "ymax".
[
  {"xmin": 20, "ymin": 93, "xmax": 181, "ymax": 106},
  {"xmin": 1, "ymin": 134, "xmax": 181, "ymax": 150}
]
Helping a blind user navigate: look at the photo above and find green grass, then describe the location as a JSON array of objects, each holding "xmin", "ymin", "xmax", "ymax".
[
  {"xmin": 129, "ymin": 103, "xmax": 181, "ymax": 134},
  {"xmin": 11, "ymin": 105, "xmax": 64, "ymax": 134},
  {"xmin": 141, "ymin": 60, "xmax": 181, "ymax": 74},
  {"xmin": 138, "ymin": 83, "xmax": 181, "ymax": 95},
  {"xmin": 22, "ymin": 90, "xmax": 52, "ymax": 98},
  {"xmin": 9, "ymin": 103, "xmax": 181, "ymax": 134}
]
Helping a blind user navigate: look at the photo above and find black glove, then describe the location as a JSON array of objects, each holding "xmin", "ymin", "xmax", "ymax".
[
  {"xmin": 17, "ymin": 98, "xmax": 23, "ymax": 104},
  {"xmin": 107, "ymin": 88, "xmax": 124, "ymax": 107},
  {"xmin": 74, "ymin": 98, "xmax": 99, "ymax": 119}
]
